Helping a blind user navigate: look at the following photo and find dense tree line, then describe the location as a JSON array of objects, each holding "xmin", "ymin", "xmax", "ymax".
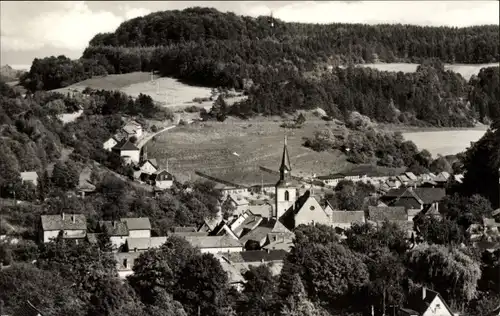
[{"xmin": 468, "ymin": 66, "xmax": 500, "ymax": 123}]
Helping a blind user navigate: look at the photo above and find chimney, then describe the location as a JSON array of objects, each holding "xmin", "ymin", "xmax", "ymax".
[
  {"xmin": 422, "ymin": 287, "xmax": 427, "ymax": 299},
  {"xmin": 62, "ymin": 213, "xmax": 65, "ymax": 220},
  {"xmin": 71, "ymin": 215, "xmax": 75, "ymax": 223}
]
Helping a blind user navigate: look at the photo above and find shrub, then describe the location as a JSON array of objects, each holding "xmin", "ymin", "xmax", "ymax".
[
  {"xmin": 151, "ymin": 125, "xmax": 158, "ymax": 133},
  {"xmin": 129, "ymin": 136, "xmax": 138, "ymax": 143}
]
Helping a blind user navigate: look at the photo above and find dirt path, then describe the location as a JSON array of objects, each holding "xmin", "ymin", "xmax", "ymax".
[{"xmin": 137, "ymin": 117, "xmax": 194, "ymax": 148}]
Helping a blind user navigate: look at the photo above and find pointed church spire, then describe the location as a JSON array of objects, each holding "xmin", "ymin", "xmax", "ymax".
[{"xmin": 279, "ymin": 134, "xmax": 292, "ymax": 182}]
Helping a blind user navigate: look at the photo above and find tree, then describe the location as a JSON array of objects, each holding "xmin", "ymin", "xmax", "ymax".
[
  {"xmin": 87, "ymin": 277, "xmax": 145, "ymax": 316},
  {"xmin": 405, "ymin": 243, "xmax": 481, "ymax": 307},
  {"xmin": 294, "ymin": 224, "xmax": 339, "ymax": 246},
  {"xmin": 280, "ymin": 274, "xmax": 330, "ymax": 316},
  {"xmin": 210, "ymin": 95, "xmax": 228, "ymax": 122},
  {"xmin": 128, "ymin": 236, "xmax": 200, "ymax": 304},
  {"xmin": 175, "ymin": 253, "xmax": 229, "ymax": 316},
  {"xmin": 295, "ymin": 113, "xmax": 306, "ymax": 126},
  {"xmin": 238, "ymin": 265, "xmax": 277, "ymax": 316},
  {"xmin": 0, "ymin": 263, "xmax": 85, "ymax": 315},
  {"xmin": 345, "ymin": 222, "xmax": 410, "ymax": 256},
  {"xmin": 51, "ymin": 160, "xmax": 79, "ymax": 190},
  {"xmin": 280, "ymin": 242, "xmax": 369, "ymax": 309},
  {"xmin": 414, "ymin": 216, "xmax": 466, "ymax": 246}
]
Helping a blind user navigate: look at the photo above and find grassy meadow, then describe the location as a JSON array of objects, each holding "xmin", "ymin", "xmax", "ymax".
[{"xmin": 146, "ymin": 116, "xmax": 352, "ymax": 185}]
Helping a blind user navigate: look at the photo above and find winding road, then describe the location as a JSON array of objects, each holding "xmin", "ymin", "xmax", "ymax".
[{"xmin": 137, "ymin": 117, "xmax": 194, "ymax": 149}]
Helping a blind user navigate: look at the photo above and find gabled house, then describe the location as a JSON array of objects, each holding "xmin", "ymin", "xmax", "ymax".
[
  {"xmin": 112, "ymin": 139, "xmax": 140, "ymax": 164},
  {"xmin": 400, "ymin": 287, "xmax": 457, "ymax": 316},
  {"xmin": 239, "ymin": 217, "xmax": 292, "ymax": 250},
  {"xmin": 230, "ymin": 211, "xmax": 264, "ymax": 238},
  {"xmin": 121, "ymin": 218, "xmax": 151, "ymax": 238},
  {"xmin": 40, "ymin": 213, "xmax": 87, "ymax": 243},
  {"xmin": 103, "ymin": 136, "xmax": 119, "ymax": 152},
  {"xmin": 316, "ymin": 174, "xmax": 345, "ymax": 187},
  {"xmin": 223, "ymin": 194, "xmax": 250, "ymax": 216},
  {"xmin": 20, "ymin": 171, "xmax": 38, "ymax": 187},
  {"xmin": 150, "ymin": 170, "xmax": 174, "ymax": 190},
  {"xmin": 279, "ymin": 191, "xmax": 330, "ymax": 230},
  {"xmin": 405, "ymin": 172, "xmax": 418, "ymax": 182},
  {"xmin": 381, "ymin": 187, "xmax": 446, "ymax": 212},
  {"xmin": 198, "ymin": 217, "xmax": 224, "ymax": 234},
  {"xmin": 138, "ymin": 159, "xmax": 158, "ymax": 174},
  {"xmin": 98, "ymin": 220, "xmax": 129, "ymax": 249},
  {"xmin": 209, "ymin": 220, "xmax": 239, "ymax": 240}
]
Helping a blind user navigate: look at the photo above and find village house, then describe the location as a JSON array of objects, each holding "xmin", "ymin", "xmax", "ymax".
[
  {"xmin": 103, "ymin": 135, "xmax": 120, "ymax": 151},
  {"xmin": 125, "ymin": 237, "xmax": 168, "ymax": 252},
  {"xmin": 112, "ymin": 139, "xmax": 140, "ymax": 164},
  {"xmin": 399, "ymin": 287, "xmax": 458, "ymax": 316},
  {"xmin": 20, "ymin": 171, "xmax": 38, "ymax": 187},
  {"xmin": 223, "ymin": 194, "xmax": 250, "ymax": 216},
  {"xmin": 181, "ymin": 235, "xmax": 244, "ymax": 254},
  {"xmin": 207, "ymin": 220, "xmax": 240, "ymax": 240},
  {"xmin": 138, "ymin": 158, "xmax": 158, "ymax": 174},
  {"xmin": 380, "ymin": 187, "xmax": 446, "ymax": 213},
  {"xmin": 39, "ymin": 213, "xmax": 87, "ymax": 243},
  {"xmin": 368, "ymin": 206, "xmax": 408, "ymax": 223},
  {"xmin": 238, "ymin": 217, "xmax": 293, "ymax": 250},
  {"xmin": 122, "ymin": 120, "xmax": 143, "ymax": 138},
  {"xmin": 114, "ymin": 251, "xmax": 142, "ymax": 279},
  {"xmin": 121, "ymin": 217, "xmax": 151, "ymax": 238},
  {"xmin": 215, "ymin": 183, "xmax": 249, "ymax": 197},
  {"xmin": 98, "ymin": 220, "xmax": 129, "ymax": 250},
  {"xmin": 150, "ymin": 169, "xmax": 174, "ymax": 190}
]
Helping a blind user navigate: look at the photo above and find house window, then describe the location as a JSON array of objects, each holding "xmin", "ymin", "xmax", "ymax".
[
  {"xmin": 123, "ymin": 259, "xmax": 128, "ymax": 268},
  {"xmin": 284, "ymin": 190, "xmax": 290, "ymax": 201}
]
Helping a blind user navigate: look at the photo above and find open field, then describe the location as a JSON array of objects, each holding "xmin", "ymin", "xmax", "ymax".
[
  {"xmin": 402, "ymin": 129, "xmax": 488, "ymax": 157},
  {"xmin": 51, "ymin": 72, "xmax": 246, "ymax": 111},
  {"xmin": 359, "ymin": 63, "xmax": 498, "ymax": 80},
  {"xmin": 146, "ymin": 116, "xmax": 353, "ymax": 185}
]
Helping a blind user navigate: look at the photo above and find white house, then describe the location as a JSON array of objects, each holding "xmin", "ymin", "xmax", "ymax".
[
  {"xmin": 112, "ymin": 139, "xmax": 140, "ymax": 164},
  {"xmin": 115, "ymin": 252, "xmax": 141, "ymax": 279},
  {"xmin": 20, "ymin": 171, "xmax": 39, "ymax": 187},
  {"xmin": 329, "ymin": 210, "xmax": 366, "ymax": 230},
  {"xmin": 316, "ymin": 174, "xmax": 345, "ymax": 187},
  {"xmin": 139, "ymin": 159, "xmax": 158, "ymax": 174},
  {"xmin": 99, "ymin": 220, "xmax": 129, "ymax": 250},
  {"xmin": 103, "ymin": 136, "xmax": 119, "ymax": 151},
  {"xmin": 400, "ymin": 287, "xmax": 458, "ymax": 316},
  {"xmin": 40, "ymin": 213, "xmax": 87, "ymax": 243},
  {"xmin": 121, "ymin": 217, "xmax": 151, "ymax": 238},
  {"xmin": 150, "ymin": 170, "xmax": 174, "ymax": 190}
]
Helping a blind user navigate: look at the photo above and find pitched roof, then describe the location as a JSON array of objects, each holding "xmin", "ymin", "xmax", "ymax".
[
  {"xmin": 330, "ymin": 211, "xmax": 365, "ymax": 224},
  {"xmin": 121, "ymin": 217, "xmax": 151, "ymax": 231},
  {"xmin": 316, "ymin": 173, "xmax": 345, "ymax": 180},
  {"xmin": 86, "ymin": 233, "xmax": 99, "ymax": 244},
  {"xmin": 425, "ymin": 204, "xmax": 441, "ymax": 216},
  {"xmin": 405, "ymin": 172, "xmax": 418, "ymax": 181},
  {"xmin": 228, "ymin": 194, "xmax": 249, "ymax": 206},
  {"xmin": 123, "ymin": 124, "xmax": 140, "ymax": 135},
  {"xmin": 151, "ymin": 169, "xmax": 174, "ymax": 181},
  {"xmin": 113, "ymin": 139, "xmax": 139, "ymax": 151},
  {"xmin": 231, "ymin": 213, "xmax": 263, "ymax": 237},
  {"xmin": 405, "ymin": 288, "xmax": 454, "ymax": 316},
  {"xmin": 126, "ymin": 237, "xmax": 167, "ymax": 251},
  {"xmin": 20, "ymin": 171, "xmax": 38, "ymax": 182},
  {"xmin": 241, "ymin": 204, "xmax": 273, "ymax": 218},
  {"xmin": 182, "ymin": 235, "xmax": 242, "ymax": 249},
  {"xmin": 239, "ymin": 218, "xmax": 281, "ymax": 243},
  {"xmin": 227, "ymin": 250, "xmax": 288, "ymax": 263},
  {"xmin": 384, "ymin": 187, "xmax": 446, "ymax": 205},
  {"xmin": 99, "ymin": 220, "xmax": 129, "ymax": 236},
  {"xmin": 113, "ymin": 131, "xmax": 127, "ymax": 141},
  {"xmin": 368, "ymin": 206, "xmax": 407, "ymax": 222},
  {"xmin": 140, "ymin": 159, "xmax": 159, "ymax": 169},
  {"xmin": 492, "ymin": 208, "xmax": 500, "ymax": 217},
  {"xmin": 41, "ymin": 214, "xmax": 87, "ymax": 231},
  {"xmin": 484, "ymin": 218, "xmax": 500, "ymax": 227}
]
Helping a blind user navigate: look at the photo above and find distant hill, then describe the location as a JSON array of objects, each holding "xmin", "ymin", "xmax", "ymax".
[
  {"xmin": 17, "ymin": 7, "xmax": 500, "ymax": 127},
  {"xmin": 0, "ymin": 65, "xmax": 26, "ymax": 82}
]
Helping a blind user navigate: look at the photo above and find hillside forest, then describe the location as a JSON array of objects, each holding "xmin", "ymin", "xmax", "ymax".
[{"xmin": 17, "ymin": 8, "xmax": 500, "ymax": 127}]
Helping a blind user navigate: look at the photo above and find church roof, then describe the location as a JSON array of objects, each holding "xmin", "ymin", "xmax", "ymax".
[{"xmin": 279, "ymin": 135, "xmax": 292, "ymax": 173}]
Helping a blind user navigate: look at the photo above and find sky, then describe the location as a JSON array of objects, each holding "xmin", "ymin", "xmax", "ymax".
[{"xmin": 1, "ymin": 1, "xmax": 499, "ymax": 69}]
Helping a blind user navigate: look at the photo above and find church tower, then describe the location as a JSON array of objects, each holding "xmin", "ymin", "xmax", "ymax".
[{"xmin": 275, "ymin": 135, "xmax": 297, "ymax": 219}]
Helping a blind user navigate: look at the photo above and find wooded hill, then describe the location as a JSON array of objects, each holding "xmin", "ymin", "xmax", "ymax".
[{"xmin": 19, "ymin": 7, "xmax": 500, "ymax": 126}]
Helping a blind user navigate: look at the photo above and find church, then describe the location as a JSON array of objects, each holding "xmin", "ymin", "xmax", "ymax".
[{"xmin": 274, "ymin": 136, "xmax": 332, "ymax": 231}]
